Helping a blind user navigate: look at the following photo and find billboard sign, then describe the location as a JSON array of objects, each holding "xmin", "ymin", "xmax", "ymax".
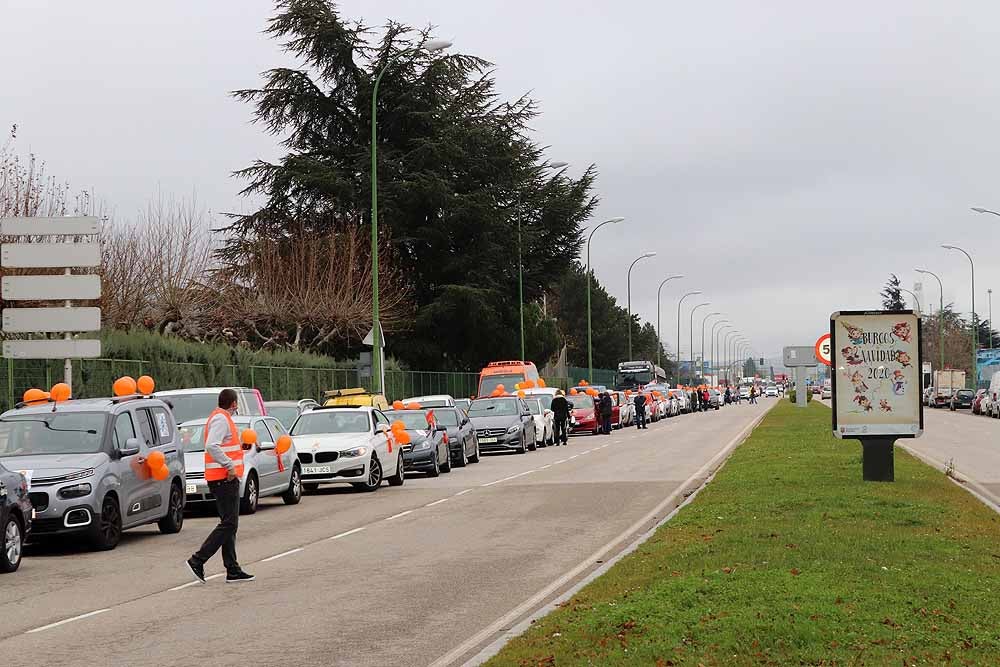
[{"xmin": 831, "ymin": 310, "xmax": 922, "ymax": 439}]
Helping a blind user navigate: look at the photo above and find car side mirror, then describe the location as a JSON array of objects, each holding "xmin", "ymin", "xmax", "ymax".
[
  {"xmin": 259, "ymin": 441, "xmax": 276, "ymax": 451},
  {"xmin": 435, "ymin": 425, "xmax": 447, "ymax": 433},
  {"xmin": 376, "ymin": 423, "xmax": 389, "ymax": 433},
  {"xmin": 119, "ymin": 437, "xmax": 141, "ymax": 458}
]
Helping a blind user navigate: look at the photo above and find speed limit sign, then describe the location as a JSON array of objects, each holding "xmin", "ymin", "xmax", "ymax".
[{"xmin": 815, "ymin": 333, "xmax": 831, "ymax": 366}]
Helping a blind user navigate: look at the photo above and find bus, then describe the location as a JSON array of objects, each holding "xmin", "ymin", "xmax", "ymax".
[
  {"xmin": 477, "ymin": 360, "xmax": 541, "ymax": 397},
  {"xmin": 616, "ymin": 361, "xmax": 666, "ymax": 391}
]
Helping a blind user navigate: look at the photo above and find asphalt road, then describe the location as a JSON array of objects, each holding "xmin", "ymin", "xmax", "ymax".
[{"xmin": 2, "ymin": 399, "xmax": 772, "ymax": 667}]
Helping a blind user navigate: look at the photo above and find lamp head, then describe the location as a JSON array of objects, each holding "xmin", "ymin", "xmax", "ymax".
[
  {"xmin": 642, "ymin": 252, "xmax": 657, "ymax": 259},
  {"xmin": 547, "ymin": 161, "xmax": 569, "ymax": 169},
  {"xmin": 941, "ymin": 244, "xmax": 957, "ymax": 250},
  {"xmin": 607, "ymin": 216, "xmax": 625, "ymax": 224},
  {"xmin": 971, "ymin": 207, "xmax": 988, "ymax": 213}
]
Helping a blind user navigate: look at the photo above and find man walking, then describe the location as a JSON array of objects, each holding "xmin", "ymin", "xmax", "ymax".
[
  {"xmin": 633, "ymin": 392, "xmax": 648, "ymax": 430},
  {"xmin": 550, "ymin": 389, "xmax": 570, "ymax": 446},
  {"xmin": 186, "ymin": 389, "xmax": 254, "ymax": 584},
  {"xmin": 599, "ymin": 392, "xmax": 613, "ymax": 435}
]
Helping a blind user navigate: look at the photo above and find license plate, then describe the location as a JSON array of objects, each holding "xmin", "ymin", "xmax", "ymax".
[
  {"xmin": 479, "ymin": 437, "xmax": 498, "ymax": 444},
  {"xmin": 304, "ymin": 466, "xmax": 332, "ymax": 475},
  {"xmin": 185, "ymin": 483, "xmax": 198, "ymax": 494}
]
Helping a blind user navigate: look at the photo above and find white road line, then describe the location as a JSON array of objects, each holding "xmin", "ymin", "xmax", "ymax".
[
  {"xmin": 568, "ymin": 455, "xmax": 579, "ymax": 460},
  {"xmin": 553, "ymin": 459, "xmax": 567, "ymax": 464},
  {"xmin": 538, "ymin": 464, "xmax": 552, "ymax": 470},
  {"xmin": 26, "ymin": 609, "xmax": 110, "ymax": 634},
  {"xmin": 169, "ymin": 573, "xmax": 223, "ymax": 591},
  {"xmin": 426, "ymin": 498, "xmax": 450, "ymax": 507},
  {"xmin": 261, "ymin": 547, "xmax": 303, "ymax": 562},
  {"xmin": 327, "ymin": 526, "xmax": 366, "ymax": 541},
  {"xmin": 481, "ymin": 470, "xmax": 535, "ymax": 487},
  {"xmin": 385, "ymin": 510, "xmax": 413, "ymax": 521},
  {"xmin": 454, "ymin": 489, "xmax": 473, "ymax": 497},
  {"xmin": 579, "ymin": 450, "xmax": 591, "ymax": 456}
]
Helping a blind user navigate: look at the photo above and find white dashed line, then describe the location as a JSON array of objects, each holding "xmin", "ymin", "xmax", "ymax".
[
  {"xmin": 481, "ymin": 470, "xmax": 535, "ymax": 487},
  {"xmin": 26, "ymin": 609, "xmax": 110, "ymax": 634},
  {"xmin": 538, "ymin": 464, "xmax": 552, "ymax": 470},
  {"xmin": 554, "ymin": 459, "xmax": 567, "ymax": 464},
  {"xmin": 261, "ymin": 547, "xmax": 303, "ymax": 562},
  {"xmin": 426, "ymin": 498, "xmax": 450, "ymax": 507},
  {"xmin": 568, "ymin": 455, "xmax": 579, "ymax": 460},
  {"xmin": 579, "ymin": 450, "xmax": 591, "ymax": 456},
  {"xmin": 454, "ymin": 489, "xmax": 473, "ymax": 497},
  {"xmin": 327, "ymin": 526, "xmax": 366, "ymax": 541},
  {"xmin": 385, "ymin": 510, "xmax": 414, "ymax": 521}
]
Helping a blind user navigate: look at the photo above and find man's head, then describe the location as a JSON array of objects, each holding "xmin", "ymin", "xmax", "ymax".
[
  {"xmin": 556, "ymin": 389, "xmax": 565, "ymax": 396},
  {"xmin": 218, "ymin": 388, "xmax": 238, "ymax": 414}
]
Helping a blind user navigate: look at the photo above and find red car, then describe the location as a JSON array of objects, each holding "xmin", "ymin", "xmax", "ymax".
[
  {"xmin": 569, "ymin": 393, "xmax": 599, "ymax": 435},
  {"xmin": 973, "ymin": 389, "xmax": 988, "ymax": 415}
]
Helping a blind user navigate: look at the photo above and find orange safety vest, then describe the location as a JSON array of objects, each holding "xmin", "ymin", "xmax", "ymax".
[{"xmin": 204, "ymin": 408, "xmax": 244, "ymax": 482}]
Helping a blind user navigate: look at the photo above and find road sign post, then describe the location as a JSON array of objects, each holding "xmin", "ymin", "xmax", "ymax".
[
  {"xmin": 783, "ymin": 345, "xmax": 817, "ymax": 408},
  {"xmin": 830, "ymin": 310, "xmax": 922, "ymax": 482}
]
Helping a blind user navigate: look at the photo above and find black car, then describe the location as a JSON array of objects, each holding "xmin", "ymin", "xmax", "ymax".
[
  {"xmin": 1, "ymin": 462, "xmax": 32, "ymax": 572},
  {"xmin": 950, "ymin": 388, "xmax": 976, "ymax": 411},
  {"xmin": 434, "ymin": 407, "xmax": 480, "ymax": 467},
  {"xmin": 384, "ymin": 410, "xmax": 451, "ymax": 477}
]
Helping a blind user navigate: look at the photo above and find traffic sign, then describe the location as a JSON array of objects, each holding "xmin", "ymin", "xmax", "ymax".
[
  {"xmin": 815, "ymin": 333, "xmax": 831, "ymax": 366},
  {"xmin": 3, "ymin": 339, "xmax": 101, "ymax": 359},
  {"xmin": 0, "ymin": 216, "xmax": 99, "ymax": 236},
  {"xmin": 2, "ymin": 307, "xmax": 101, "ymax": 333},
  {"xmin": 2, "ymin": 275, "xmax": 101, "ymax": 301},
  {"xmin": 2, "ymin": 242, "xmax": 100, "ymax": 268}
]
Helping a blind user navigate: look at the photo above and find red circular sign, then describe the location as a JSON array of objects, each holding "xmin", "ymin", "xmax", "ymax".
[{"xmin": 815, "ymin": 334, "xmax": 832, "ymax": 366}]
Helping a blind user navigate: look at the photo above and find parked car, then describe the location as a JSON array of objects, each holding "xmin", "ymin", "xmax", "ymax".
[
  {"xmin": 322, "ymin": 388, "xmax": 390, "ymax": 410},
  {"xmin": 468, "ymin": 396, "xmax": 537, "ymax": 453},
  {"xmin": 764, "ymin": 385, "xmax": 779, "ymax": 398},
  {"xmin": 950, "ymin": 388, "xmax": 975, "ymax": 411},
  {"xmin": 264, "ymin": 399, "xmax": 318, "ymax": 432},
  {"xmin": 0, "ymin": 463, "xmax": 32, "ymax": 572},
  {"xmin": 821, "ymin": 385, "xmax": 832, "ymax": 400},
  {"xmin": 289, "ymin": 407, "xmax": 404, "ymax": 492},
  {"xmin": 739, "ymin": 386, "xmax": 751, "ymax": 400},
  {"xmin": 0, "ymin": 396, "xmax": 185, "ymax": 551},
  {"xmin": 708, "ymin": 389, "xmax": 723, "ymax": 409},
  {"xmin": 972, "ymin": 389, "xmax": 988, "ymax": 415},
  {"xmin": 615, "ymin": 391, "xmax": 635, "ymax": 427},
  {"xmin": 159, "ymin": 387, "xmax": 265, "ymax": 424},
  {"xmin": 180, "ymin": 414, "xmax": 301, "ymax": 514},
  {"xmin": 566, "ymin": 393, "xmax": 599, "ymax": 435},
  {"xmin": 433, "ymin": 407, "xmax": 480, "ymax": 466},
  {"xmin": 668, "ymin": 389, "xmax": 688, "ymax": 415},
  {"xmin": 922, "ymin": 386, "xmax": 934, "ymax": 407},
  {"xmin": 524, "ymin": 398, "xmax": 554, "ymax": 446},
  {"xmin": 384, "ymin": 409, "xmax": 451, "ymax": 476},
  {"xmin": 454, "ymin": 398, "xmax": 472, "ymax": 414},
  {"xmin": 401, "ymin": 394, "xmax": 456, "ymax": 408}
]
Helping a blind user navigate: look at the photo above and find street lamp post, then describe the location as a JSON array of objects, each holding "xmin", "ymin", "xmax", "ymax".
[
  {"xmin": 989, "ymin": 289, "xmax": 994, "ymax": 349},
  {"xmin": 627, "ymin": 252, "xmax": 657, "ymax": 359},
  {"xmin": 371, "ymin": 38, "xmax": 451, "ymax": 394},
  {"xmin": 688, "ymin": 302, "xmax": 710, "ymax": 385},
  {"xmin": 916, "ymin": 268, "xmax": 944, "ymax": 374},
  {"xmin": 711, "ymin": 319, "xmax": 730, "ymax": 384},
  {"xmin": 722, "ymin": 330, "xmax": 737, "ymax": 385},
  {"xmin": 676, "ymin": 291, "xmax": 702, "ymax": 384},
  {"xmin": 900, "ymin": 287, "xmax": 921, "ymax": 314},
  {"xmin": 942, "ymin": 244, "xmax": 976, "ymax": 386},
  {"xmin": 656, "ymin": 275, "xmax": 684, "ymax": 369},
  {"xmin": 517, "ymin": 161, "xmax": 568, "ymax": 361},
  {"xmin": 586, "ymin": 217, "xmax": 625, "ymax": 382},
  {"xmin": 700, "ymin": 312, "xmax": 722, "ymax": 383}
]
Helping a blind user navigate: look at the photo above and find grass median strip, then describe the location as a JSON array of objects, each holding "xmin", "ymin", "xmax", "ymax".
[{"xmin": 486, "ymin": 401, "xmax": 1000, "ymax": 666}]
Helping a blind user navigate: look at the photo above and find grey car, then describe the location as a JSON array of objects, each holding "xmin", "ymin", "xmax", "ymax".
[
  {"xmin": 384, "ymin": 409, "xmax": 451, "ymax": 477},
  {"xmin": 434, "ymin": 407, "xmax": 480, "ymax": 467},
  {"xmin": 264, "ymin": 399, "xmax": 319, "ymax": 432},
  {"xmin": 467, "ymin": 397, "xmax": 537, "ymax": 454},
  {"xmin": 0, "ymin": 397, "xmax": 186, "ymax": 551},
  {"xmin": 1, "ymin": 462, "xmax": 32, "ymax": 572}
]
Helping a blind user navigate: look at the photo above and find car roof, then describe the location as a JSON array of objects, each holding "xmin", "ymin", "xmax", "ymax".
[
  {"xmin": 301, "ymin": 405, "xmax": 376, "ymax": 413},
  {"xmin": 402, "ymin": 394, "xmax": 454, "ymax": 402},
  {"xmin": 179, "ymin": 414, "xmax": 277, "ymax": 428},
  {"xmin": 264, "ymin": 400, "xmax": 308, "ymax": 407},
  {"xmin": 523, "ymin": 388, "xmax": 557, "ymax": 395},
  {"xmin": 1, "ymin": 396, "xmax": 170, "ymax": 417},
  {"xmin": 158, "ymin": 387, "xmax": 250, "ymax": 395}
]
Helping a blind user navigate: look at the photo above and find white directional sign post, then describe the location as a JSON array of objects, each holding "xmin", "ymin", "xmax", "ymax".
[
  {"xmin": 1, "ymin": 216, "xmax": 102, "ymax": 390},
  {"xmin": 783, "ymin": 345, "xmax": 818, "ymax": 408}
]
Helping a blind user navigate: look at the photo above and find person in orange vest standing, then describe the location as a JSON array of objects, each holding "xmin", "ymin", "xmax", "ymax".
[{"xmin": 186, "ymin": 389, "xmax": 255, "ymax": 583}]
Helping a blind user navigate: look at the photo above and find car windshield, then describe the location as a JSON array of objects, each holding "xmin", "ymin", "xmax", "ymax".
[
  {"xmin": 266, "ymin": 406, "xmax": 300, "ymax": 431},
  {"xmin": 957, "ymin": 390, "xmax": 974, "ymax": 398},
  {"xmin": 455, "ymin": 399, "xmax": 471, "ymax": 411},
  {"xmin": 568, "ymin": 395, "xmax": 595, "ymax": 409},
  {"xmin": 0, "ymin": 413, "xmax": 107, "ymax": 457},
  {"xmin": 526, "ymin": 394, "xmax": 552, "ymax": 410},
  {"xmin": 179, "ymin": 424, "xmax": 207, "ymax": 452},
  {"xmin": 384, "ymin": 411, "xmax": 431, "ymax": 430},
  {"xmin": 469, "ymin": 398, "xmax": 519, "ymax": 416},
  {"xmin": 525, "ymin": 400, "xmax": 542, "ymax": 415},
  {"xmin": 479, "ymin": 374, "xmax": 524, "ymax": 396},
  {"xmin": 291, "ymin": 411, "xmax": 370, "ymax": 435},
  {"xmin": 621, "ymin": 369, "xmax": 652, "ymax": 384},
  {"xmin": 165, "ymin": 393, "xmax": 220, "ymax": 424},
  {"xmin": 408, "ymin": 399, "xmax": 450, "ymax": 408},
  {"xmin": 435, "ymin": 410, "xmax": 459, "ymax": 427}
]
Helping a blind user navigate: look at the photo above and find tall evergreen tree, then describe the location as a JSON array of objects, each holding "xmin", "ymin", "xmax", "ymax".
[{"xmin": 881, "ymin": 273, "xmax": 906, "ymax": 310}]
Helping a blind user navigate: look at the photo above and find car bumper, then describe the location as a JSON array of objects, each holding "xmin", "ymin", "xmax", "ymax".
[
  {"xmin": 476, "ymin": 434, "xmax": 522, "ymax": 452},
  {"xmin": 402, "ymin": 448, "xmax": 437, "ymax": 470},
  {"xmin": 300, "ymin": 457, "xmax": 369, "ymax": 485},
  {"xmin": 27, "ymin": 503, "xmax": 97, "ymax": 537}
]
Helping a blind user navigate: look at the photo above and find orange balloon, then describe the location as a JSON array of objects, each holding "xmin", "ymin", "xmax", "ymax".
[
  {"xmin": 578, "ymin": 379, "xmax": 589, "ymax": 386},
  {"xmin": 241, "ymin": 428, "xmax": 257, "ymax": 445},
  {"xmin": 22, "ymin": 388, "xmax": 49, "ymax": 405},
  {"xmin": 569, "ymin": 388, "xmax": 578, "ymax": 395},
  {"xmin": 517, "ymin": 390, "xmax": 526, "ymax": 398},
  {"xmin": 136, "ymin": 375, "xmax": 155, "ymax": 395},
  {"xmin": 392, "ymin": 400, "xmax": 405, "ymax": 410},
  {"xmin": 625, "ymin": 390, "xmax": 632, "ymax": 397},
  {"xmin": 50, "ymin": 382, "xmax": 71, "ymax": 402},
  {"xmin": 391, "ymin": 420, "xmax": 407, "ymax": 432},
  {"xmin": 523, "ymin": 379, "xmax": 536, "ymax": 389},
  {"xmin": 151, "ymin": 464, "xmax": 169, "ymax": 481},
  {"xmin": 113, "ymin": 376, "xmax": 137, "ymax": 397},
  {"xmin": 586, "ymin": 388, "xmax": 598, "ymax": 397},
  {"xmin": 496, "ymin": 384, "xmax": 505, "ymax": 392},
  {"xmin": 537, "ymin": 378, "xmax": 546, "ymax": 388},
  {"xmin": 276, "ymin": 434, "xmax": 292, "ymax": 455},
  {"xmin": 395, "ymin": 430, "xmax": 411, "ymax": 445},
  {"xmin": 405, "ymin": 402, "xmax": 422, "ymax": 410},
  {"xmin": 146, "ymin": 450, "xmax": 166, "ymax": 470}
]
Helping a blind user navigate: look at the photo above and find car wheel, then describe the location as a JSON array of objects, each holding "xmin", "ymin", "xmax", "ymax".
[
  {"xmin": 454, "ymin": 444, "xmax": 468, "ymax": 468},
  {"xmin": 387, "ymin": 454, "xmax": 405, "ymax": 486},
  {"xmin": 157, "ymin": 482, "xmax": 185, "ymax": 534},
  {"xmin": 469, "ymin": 441, "xmax": 481, "ymax": 464},
  {"xmin": 1, "ymin": 515, "xmax": 23, "ymax": 573},
  {"xmin": 303, "ymin": 482, "xmax": 320, "ymax": 492},
  {"xmin": 518, "ymin": 433, "xmax": 528, "ymax": 454},
  {"xmin": 91, "ymin": 495, "xmax": 122, "ymax": 551},
  {"xmin": 528, "ymin": 435, "xmax": 537, "ymax": 451},
  {"xmin": 441, "ymin": 446, "xmax": 452, "ymax": 473},
  {"xmin": 282, "ymin": 465, "xmax": 303, "ymax": 504},
  {"xmin": 240, "ymin": 472, "xmax": 259, "ymax": 515},
  {"xmin": 357, "ymin": 454, "xmax": 383, "ymax": 491},
  {"xmin": 427, "ymin": 450, "xmax": 441, "ymax": 477}
]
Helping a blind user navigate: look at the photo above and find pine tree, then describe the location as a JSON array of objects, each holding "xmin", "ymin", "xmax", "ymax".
[{"xmin": 881, "ymin": 274, "xmax": 906, "ymax": 310}]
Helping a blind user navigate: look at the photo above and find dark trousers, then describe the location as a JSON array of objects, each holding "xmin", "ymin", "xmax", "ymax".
[
  {"xmin": 554, "ymin": 418, "xmax": 568, "ymax": 444},
  {"xmin": 191, "ymin": 477, "xmax": 240, "ymax": 573},
  {"xmin": 636, "ymin": 410, "xmax": 647, "ymax": 429}
]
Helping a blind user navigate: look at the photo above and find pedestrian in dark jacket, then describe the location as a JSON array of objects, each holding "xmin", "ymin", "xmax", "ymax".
[
  {"xmin": 550, "ymin": 390, "xmax": 570, "ymax": 446},
  {"xmin": 633, "ymin": 393, "xmax": 648, "ymax": 429},
  {"xmin": 599, "ymin": 392, "xmax": 614, "ymax": 435}
]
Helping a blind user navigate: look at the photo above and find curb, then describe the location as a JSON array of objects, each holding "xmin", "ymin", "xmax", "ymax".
[{"xmin": 897, "ymin": 444, "xmax": 1000, "ymax": 515}]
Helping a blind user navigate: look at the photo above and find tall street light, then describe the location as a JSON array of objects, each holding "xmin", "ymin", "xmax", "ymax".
[
  {"xmin": 710, "ymin": 319, "xmax": 730, "ymax": 383},
  {"xmin": 942, "ymin": 244, "xmax": 976, "ymax": 386},
  {"xmin": 915, "ymin": 268, "xmax": 944, "ymax": 374},
  {"xmin": 688, "ymin": 302, "xmax": 710, "ymax": 385},
  {"xmin": 700, "ymin": 312, "xmax": 722, "ymax": 383},
  {"xmin": 714, "ymin": 323, "xmax": 732, "ymax": 385},
  {"xmin": 971, "ymin": 207, "xmax": 1000, "ymax": 217},
  {"xmin": 371, "ymin": 38, "xmax": 452, "ymax": 394},
  {"xmin": 627, "ymin": 252, "xmax": 657, "ymax": 359},
  {"xmin": 899, "ymin": 287, "xmax": 921, "ymax": 313},
  {"xmin": 676, "ymin": 291, "xmax": 702, "ymax": 384},
  {"xmin": 723, "ymin": 329, "xmax": 738, "ymax": 386},
  {"xmin": 989, "ymin": 289, "xmax": 994, "ymax": 349},
  {"xmin": 586, "ymin": 217, "xmax": 625, "ymax": 382},
  {"xmin": 517, "ymin": 160, "xmax": 568, "ymax": 361},
  {"xmin": 656, "ymin": 275, "xmax": 684, "ymax": 370}
]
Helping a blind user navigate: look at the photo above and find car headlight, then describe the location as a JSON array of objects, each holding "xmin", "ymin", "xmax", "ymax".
[
  {"xmin": 506, "ymin": 425, "xmax": 520, "ymax": 434},
  {"xmin": 58, "ymin": 483, "xmax": 92, "ymax": 499},
  {"xmin": 414, "ymin": 441, "xmax": 431, "ymax": 451},
  {"xmin": 339, "ymin": 446, "xmax": 368, "ymax": 458}
]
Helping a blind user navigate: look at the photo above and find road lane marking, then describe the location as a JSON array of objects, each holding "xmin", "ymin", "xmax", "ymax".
[
  {"xmin": 327, "ymin": 526, "xmax": 366, "ymax": 541},
  {"xmin": 261, "ymin": 547, "xmax": 303, "ymax": 562},
  {"xmin": 454, "ymin": 489, "xmax": 473, "ymax": 496},
  {"xmin": 385, "ymin": 510, "xmax": 414, "ymax": 521},
  {"xmin": 538, "ymin": 464, "xmax": 552, "ymax": 470},
  {"xmin": 553, "ymin": 459, "xmax": 567, "ymax": 464},
  {"xmin": 26, "ymin": 609, "xmax": 110, "ymax": 634},
  {"xmin": 481, "ymin": 470, "xmax": 535, "ymax": 487},
  {"xmin": 426, "ymin": 498, "xmax": 450, "ymax": 507},
  {"xmin": 568, "ymin": 455, "xmax": 579, "ymax": 460},
  {"xmin": 169, "ymin": 573, "xmax": 223, "ymax": 591}
]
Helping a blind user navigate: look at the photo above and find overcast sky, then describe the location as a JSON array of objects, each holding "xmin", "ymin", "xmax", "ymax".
[{"xmin": 4, "ymin": 0, "xmax": 1000, "ymax": 368}]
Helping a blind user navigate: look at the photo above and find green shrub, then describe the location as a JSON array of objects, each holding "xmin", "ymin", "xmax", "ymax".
[{"xmin": 787, "ymin": 389, "xmax": 814, "ymax": 403}]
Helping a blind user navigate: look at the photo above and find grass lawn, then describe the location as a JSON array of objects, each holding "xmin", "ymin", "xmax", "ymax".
[{"xmin": 486, "ymin": 401, "xmax": 1000, "ymax": 666}]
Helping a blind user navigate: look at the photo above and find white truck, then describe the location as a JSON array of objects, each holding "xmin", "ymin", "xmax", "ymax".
[{"xmin": 931, "ymin": 369, "xmax": 966, "ymax": 408}]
